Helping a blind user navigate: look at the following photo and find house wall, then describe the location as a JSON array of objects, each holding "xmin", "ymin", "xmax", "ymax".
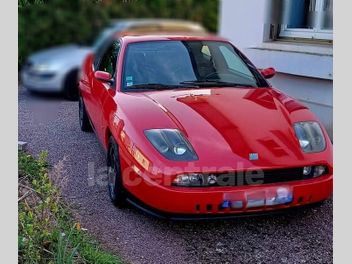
[{"xmin": 219, "ymin": 0, "xmax": 333, "ymax": 139}]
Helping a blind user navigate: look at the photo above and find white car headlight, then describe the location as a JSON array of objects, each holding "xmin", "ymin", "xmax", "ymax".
[
  {"xmin": 32, "ymin": 63, "xmax": 51, "ymax": 73},
  {"xmin": 293, "ymin": 121, "xmax": 326, "ymax": 153},
  {"xmin": 144, "ymin": 129, "xmax": 198, "ymax": 161}
]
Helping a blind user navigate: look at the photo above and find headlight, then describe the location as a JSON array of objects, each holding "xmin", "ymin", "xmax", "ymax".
[
  {"xmin": 173, "ymin": 173, "xmax": 204, "ymax": 186},
  {"xmin": 293, "ymin": 121, "xmax": 326, "ymax": 153},
  {"xmin": 303, "ymin": 165, "xmax": 328, "ymax": 177},
  {"xmin": 172, "ymin": 173, "xmax": 218, "ymax": 187},
  {"xmin": 32, "ymin": 63, "xmax": 51, "ymax": 73},
  {"xmin": 144, "ymin": 129, "xmax": 198, "ymax": 161}
]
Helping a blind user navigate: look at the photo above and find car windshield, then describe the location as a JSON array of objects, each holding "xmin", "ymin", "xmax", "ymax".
[{"xmin": 122, "ymin": 40, "xmax": 265, "ymax": 91}]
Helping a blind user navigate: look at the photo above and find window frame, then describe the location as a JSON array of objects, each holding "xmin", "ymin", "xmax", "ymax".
[{"xmin": 279, "ymin": 25, "xmax": 332, "ymax": 41}]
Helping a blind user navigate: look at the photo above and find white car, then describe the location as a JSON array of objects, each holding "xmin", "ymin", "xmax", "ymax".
[{"xmin": 20, "ymin": 19, "xmax": 206, "ymax": 100}]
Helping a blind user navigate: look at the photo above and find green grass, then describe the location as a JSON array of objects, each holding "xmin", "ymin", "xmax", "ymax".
[{"xmin": 18, "ymin": 151, "xmax": 122, "ymax": 264}]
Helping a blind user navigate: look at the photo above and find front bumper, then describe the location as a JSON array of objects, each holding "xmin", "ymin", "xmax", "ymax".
[
  {"xmin": 20, "ymin": 70, "xmax": 63, "ymax": 92},
  {"xmin": 125, "ymin": 171, "xmax": 333, "ymax": 218}
]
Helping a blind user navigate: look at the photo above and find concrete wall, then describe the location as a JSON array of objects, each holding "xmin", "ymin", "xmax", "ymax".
[{"xmin": 219, "ymin": 0, "xmax": 333, "ymax": 139}]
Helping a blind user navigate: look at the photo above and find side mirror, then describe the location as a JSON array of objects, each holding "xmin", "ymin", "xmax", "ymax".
[
  {"xmin": 259, "ymin": 67, "xmax": 276, "ymax": 79},
  {"xmin": 94, "ymin": 71, "xmax": 113, "ymax": 84}
]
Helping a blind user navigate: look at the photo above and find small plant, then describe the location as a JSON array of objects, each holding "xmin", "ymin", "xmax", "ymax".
[
  {"xmin": 18, "ymin": 151, "xmax": 121, "ymax": 263},
  {"xmin": 54, "ymin": 227, "xmax": 80, "ymax": 264}
]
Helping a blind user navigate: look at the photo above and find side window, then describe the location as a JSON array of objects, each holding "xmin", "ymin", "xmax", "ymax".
[
  {"xmin": 97, "ymin": 41, "xmax": 120, "ymax": 77},
  {"xmin": 219, "ymin": 45, "xmax": 253, "ymax": 77}
]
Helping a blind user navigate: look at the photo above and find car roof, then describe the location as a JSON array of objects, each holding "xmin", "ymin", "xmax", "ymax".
[
  {"xmin": 109, "ymin": 18, "xmax": 206, "ymax": 33},
  {"xmin": 117, "ymin": 34, "xmax": 229, "ymax": 44}
]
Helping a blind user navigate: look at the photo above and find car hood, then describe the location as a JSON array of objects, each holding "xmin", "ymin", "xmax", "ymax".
[
  {"xmin": 121, "ymin": 87, "xmax": 323, "ymax": 170},
  {"xmin": 27, "ymin": 44, "xmax": 92, "ymax": 67}
]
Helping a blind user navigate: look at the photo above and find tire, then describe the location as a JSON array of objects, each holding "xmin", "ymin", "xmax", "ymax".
[
  {"xmin": 78, "ymin": 95, "xmax": 92, "ymax": 132},
  {"xmin": 64, "ymin": 69, "xmax": 79, "ymax": 101},
  {"xmin": 107, "ymin": 136, "xmax": 127, "ymax": 207}
]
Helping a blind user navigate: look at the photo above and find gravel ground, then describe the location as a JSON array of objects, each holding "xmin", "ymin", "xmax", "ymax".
[{"xmin": 18, "ymin": 88, "xmax": 333, "ymax": 264}]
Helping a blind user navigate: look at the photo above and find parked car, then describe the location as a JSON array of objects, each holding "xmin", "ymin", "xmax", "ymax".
[
  {"xmin": 20, "ymin": 19, "xmax": 206, "ymax": 100},
  {"xmin": 78, "ymin": 34, "xmax": 333, "ymax": 219}
]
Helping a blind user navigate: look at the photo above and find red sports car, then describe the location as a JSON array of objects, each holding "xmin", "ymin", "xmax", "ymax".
[{"xmin": 78, "ymin": 34, "xmax": 333, "ymax": 219}]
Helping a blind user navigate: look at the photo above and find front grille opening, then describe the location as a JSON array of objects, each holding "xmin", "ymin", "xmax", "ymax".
[{"xmin": 201, "ymin": 166, "xmax": 328, "ymax": 187}]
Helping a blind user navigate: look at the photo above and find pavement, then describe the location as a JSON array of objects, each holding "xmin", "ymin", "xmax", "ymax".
[{"xmin": 18, "ymin": 87, "xmax": 333, "ymax": 264}]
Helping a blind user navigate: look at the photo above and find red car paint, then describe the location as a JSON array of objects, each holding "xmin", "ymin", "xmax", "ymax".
[{"xmin": 79, "ymin": 34, "xmax": 332, "ymax": 216}]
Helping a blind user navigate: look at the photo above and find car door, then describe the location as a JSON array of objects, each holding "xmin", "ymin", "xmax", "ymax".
[{"xmin": 90, "ymin": 40, "xmax": 120, "ymax": 144}]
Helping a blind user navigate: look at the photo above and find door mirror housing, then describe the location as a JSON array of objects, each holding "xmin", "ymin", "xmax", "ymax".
[
  {"xmin": 259, "ymin": 67, "xmax": 276, "ymax": 79},
  {"xmin": 94, "ymin": 71, "xmax": 113, "ymax": 84}
]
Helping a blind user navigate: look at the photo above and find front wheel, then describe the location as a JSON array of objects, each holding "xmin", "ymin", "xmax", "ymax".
[{"xmin": 107, "ymin": 136, "xmax": 127, "ymax": 207}]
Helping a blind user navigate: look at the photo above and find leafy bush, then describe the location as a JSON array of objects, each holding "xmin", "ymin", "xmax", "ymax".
[{"xmin": 18, "ymin": 0, "xmax": 219, "ymax": 67}]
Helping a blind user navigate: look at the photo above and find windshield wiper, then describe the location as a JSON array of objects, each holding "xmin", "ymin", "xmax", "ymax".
[
  {"xmin": 126, "ymin": 83, "xmax": 198, "ymax": 91},
  {"xmin": 125, "ymin": 81, "xmax": 255, "ymax": 91},
  {"xmin": 180, "ymin": 80, "xmax": 255, "ymax": 88}
]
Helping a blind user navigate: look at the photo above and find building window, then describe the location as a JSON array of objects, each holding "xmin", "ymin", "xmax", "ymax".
[{"xmin": 279, "ymin": 0, "xmax": 333, "ymax": 41}]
